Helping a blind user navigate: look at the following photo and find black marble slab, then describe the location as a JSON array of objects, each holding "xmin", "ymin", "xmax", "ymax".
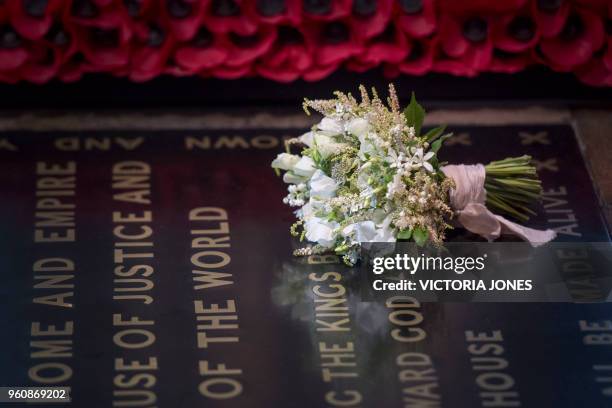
[{"xmin": 0, "ymin": 124, "xmax": 610, "ymax": 407}]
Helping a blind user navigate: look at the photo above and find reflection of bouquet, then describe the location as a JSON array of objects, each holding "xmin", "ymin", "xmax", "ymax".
[
  {"xmin": 271, "ymin": 261, "xmax": 390, "ymax": 336},
  {"xmin": 272, "ymin": 85, "xmax": 555, "ymax": 265}
]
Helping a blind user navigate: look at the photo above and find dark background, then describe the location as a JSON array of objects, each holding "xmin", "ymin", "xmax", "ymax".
[{"xmin": 2, "ymin": 67, "xmax": 612, "ymax": 111}]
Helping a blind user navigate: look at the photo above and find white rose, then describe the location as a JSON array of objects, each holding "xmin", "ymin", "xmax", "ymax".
[
  {"xmin": 271, "ymin": 153, "xmax": 300, "ymax": 171},
  {"xmin": 293, "ymin": 156, "xmax": 316, "ymax": 177},
  {"xmin": 310, "ymin": 170, "xmax": 337, "ymax": 198},
  {"xmin": 305, "ymin": 217, "xmax": 339, "ymax": 248}
]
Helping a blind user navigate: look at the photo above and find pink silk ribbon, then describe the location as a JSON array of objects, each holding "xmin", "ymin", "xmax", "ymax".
[{"xmin": 442, "ymin": 164, "xmax": 557, "ymax": 246}]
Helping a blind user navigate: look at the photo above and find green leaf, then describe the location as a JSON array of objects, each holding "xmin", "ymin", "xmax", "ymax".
[
  {"xmin": 428, "ymin": 156, "xmax": 439, "ymax": 171},
  {"xmin": 423, "ymin": 125, "xmax": 446, "ymax": 143},
  {"xmin": 403, "ymin": 92, "xmax": 426, "ymax": 137},
  {"xmin": 397, "ymin": 229, "xmax": 412, "ymax": 240},
  {"xmin": 431, "ymin": 133, "xmax": 453, "ymax": 153},
  {"xmin": 412, "ymin": 227, "xmax": 429, "ymax": 247}
]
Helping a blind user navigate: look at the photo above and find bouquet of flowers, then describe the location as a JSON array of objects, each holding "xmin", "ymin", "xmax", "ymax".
[{"xmin": 272, "ymin": 85, "xmax": 556, "ymax": 266}]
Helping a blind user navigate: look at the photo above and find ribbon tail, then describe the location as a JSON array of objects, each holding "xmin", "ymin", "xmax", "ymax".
[
  {"xmin": 457, "ymin": 203, "xmax": 557, "ymax": 245},
  {"xmin": 494, "ymin": 215, "xmax": 557, "ymax": 247},
  {"xmin": 457, "ymin": 203, "xmax": 502, "ymax": 241}
]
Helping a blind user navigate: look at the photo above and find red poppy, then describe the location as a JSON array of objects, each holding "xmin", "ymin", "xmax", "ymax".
[
  {"xmin": 7, "ymin": 0, "xmax": 64, "ymax": 40},
  {"xmin": 436, "ymin": 14, "xmax": 493, "ymax": 74},
  {"xmin": 575, "ymin": 7, "xmax": 612, "ymax": 86},
  {"xmin": 223, "ymin": 24, "xmax": 276, "ymax": 67},
  {"xmin": 122, "ymin": 0, "xmax": 155, "ymax": 18},
  {"xmin": 19, "ymin": 42, "xmax": 63, "ymax": 83},
  {"xmin": 256, "ymin": 25, "xmax": 314, "ymax": 82},
  {"xmin": 492, "ymin": 12, "xmax": 540, "ymax": 53},
  {"xmin": 0, "ymin": 23, "xmax": 30, "ymax": 72},
  {"xmin": 573, "ymin": 0, "xmax": 609, "ymax": 14},
  {"xmin": 64, "ymin": 0, "xmax": 132, "ymax": 70},
  {"xmin": 348, "ymin": 0, "xmax": 392, "ymax": 40},
  {"xmin": 438, "ymin": 0, "xmax": 527, "ymax": 14},
  {"xmin": 0, "ymin": 0, "xmax": 609, "ymax": 86},
  {"xmin": 539, "ymin": 7, "xmax": 604, "ymax": 70},
  {"xmin": 395, "ymin": 0, "xmax": 437, "ymax": 38},
  {"xmin": 304, "ymin": 20, "xmax": 363, "ymax": 67},
  {"xmin": 302, "ymin": 0, "xmax": 351, "ymax": 22},
  {"xmin": 201, "ymin": 0, "xmax": 258, "ymax": 35},
  {"xmin": 129, "ymin": 20, "xmax": 175, "ymax": 81},
  {"xmin": 174, "ymin": 27, "xmax": 229, "ymax": 73},
  {"xmin": 489, "ymin": 49, "xmax": 532, "ymax": 73},
  {"xmin": 532, "ymin": 0, "xmax": 570, "ymax": 38},
  {"xmin": 396, "ymin": 37, "xmax": 436, "ymax": 75},
  {"xmin": 57, "ymin": 53, "xmax": 89, "ymax": 82},
  {"xmin": 348, "ymin": 23, "xmax": 410, "ymax": 72},
  {"xmin": 243, "ymin": 0, "xmax": 301, "ymax": 25},
  {"xmin": 20, "ymin": 22, "xmax": 76, "ymax": 83},
  {"xmin": 162, "ymin": 0, "xmax": 209, "ymax": 42},
  {"xmin": 576, "ymin": 55, "xmax": 612, "ymax": 87},
  {"xmin": 433, "ymin": 57, "xmax": 478, "ymax": 77}
]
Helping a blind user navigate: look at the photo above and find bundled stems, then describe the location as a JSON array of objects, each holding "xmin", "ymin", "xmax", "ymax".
[{"xmin": 484, "ymin": 155, "xmax": 542, "ymax": 223}]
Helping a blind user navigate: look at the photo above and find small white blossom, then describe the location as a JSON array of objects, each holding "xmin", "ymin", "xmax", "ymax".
[
  {"xmin": 407, "ymin": 126, "xmax": 415, "ymax": 138},
  {"xmin": 391, "ymin": 124, "xmax": 403, "ymax": 136},
  {"xmin": 409, "ymin": 147, "xmax": 435, "ymax": 172},
  {"xmin": 335, "ymin": 103, "xmax": 345, "ymax": 116},
  {"xmin": 284, "ymin": 182, "xmax": 308, "ymax": 207},
  {"xmin": 386, "ymin": 171, "xmax": 406, "ymax": 198}
]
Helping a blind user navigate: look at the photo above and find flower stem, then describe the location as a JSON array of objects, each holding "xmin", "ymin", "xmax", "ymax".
[{"xmin": 484, "ymin": 156, "xmax": 542, "ymax": 222}]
